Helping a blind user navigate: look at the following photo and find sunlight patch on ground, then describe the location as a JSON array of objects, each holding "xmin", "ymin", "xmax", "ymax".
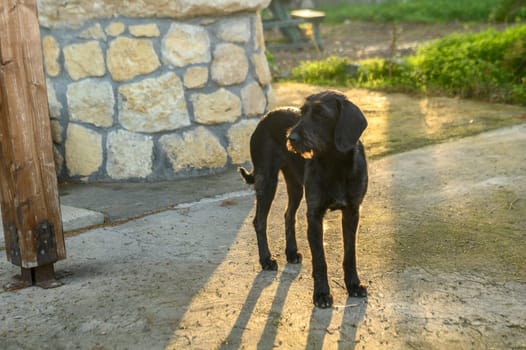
[{"xmin": 166, "ymin": 193, "xmax": 369, "ymax": 349}]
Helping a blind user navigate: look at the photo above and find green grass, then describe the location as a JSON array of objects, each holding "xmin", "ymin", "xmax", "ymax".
[
  {"xmin": 318, "ymin": 0, "xmax": 525, "ymax": 24},
  {"xmin": 288, "ymin": 24, "xmax": 526, "ymax": 105}
]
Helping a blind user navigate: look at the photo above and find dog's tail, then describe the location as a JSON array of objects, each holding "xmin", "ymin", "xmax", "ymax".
[{"xmin": 238, "ymin": 167, "xmax": 255, "ymax": 185}]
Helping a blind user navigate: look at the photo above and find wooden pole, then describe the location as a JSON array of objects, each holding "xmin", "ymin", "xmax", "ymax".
[{"xmin": 0, "ymin": 0, "xmax": 65, "ymax": 288}]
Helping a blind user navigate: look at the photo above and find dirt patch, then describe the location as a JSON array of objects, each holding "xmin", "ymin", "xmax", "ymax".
[{"xmin": 268, "ymin": 21, "xmax": 505, "ymax": 76}]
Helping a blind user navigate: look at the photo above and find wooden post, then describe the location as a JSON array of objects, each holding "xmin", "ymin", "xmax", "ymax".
[{"xmin": 0, "ymin": 0, "xmax": 65, "ymax": 288}]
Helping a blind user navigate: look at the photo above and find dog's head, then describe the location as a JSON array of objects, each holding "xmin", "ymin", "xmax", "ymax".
[{"xmin": 287, "ymin": 90, "xmax": 367, "ymax": 158}]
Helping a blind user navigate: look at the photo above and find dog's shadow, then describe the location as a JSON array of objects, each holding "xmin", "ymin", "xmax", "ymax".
[
  {"xmin": 221, "ymin": 263, "xmax": 367, "ymax": 349},
  {"xmin": 222, "ymin": 264, "xmax": 301, "ymax": 349},
  {"xmin": 338, "ymin": 297, "xmax": 367, "ymax": 349},
  {"xmin": 306, "ymin": 296, "xmax": 367, "ymax": 350}
]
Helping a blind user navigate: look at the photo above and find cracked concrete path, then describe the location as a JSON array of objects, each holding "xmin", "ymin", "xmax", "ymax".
[{"xmin": 1, "ymin": 124, "xmax": 525, "ymax": 349}]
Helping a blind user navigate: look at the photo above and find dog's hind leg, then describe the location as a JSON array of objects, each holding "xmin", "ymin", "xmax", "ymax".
[
  {"xmin": 282, "ymin": 167, "xmax": 303, "ymax": 264},
  {"xmin": 342, "ymin": 205, "xmax": 367, "ymax": 298},
  {"xmin": 253, "ymin": 167, "xmax": 280, "ymax": 271}
]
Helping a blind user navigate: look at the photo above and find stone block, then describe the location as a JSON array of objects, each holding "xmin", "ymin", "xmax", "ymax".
[
  {"xmin": 162, "ymin": 23, "xmax": 210, "ymax": 67},
  {"xmin": 241, "ymin": 82, "xmax": 266, "ymax": 116},
  {"xmin": 119, "ymin": 72, "xmax": 190, "ymax": 133},
  {"xmin": 175, "ymin": 0, "xmax": 271, "ymax": 18},
  {"xmin": 106, "ymin": 130, "xmax": 153, "ymax": 179},
  {"xmin": 65, "ymin": 124, "xmax": 102, "ymax": 177},
  {"xmin": 184, "ymin": 66, "xmax": 209, "ymax": 89},
  {"xmin": 160, "ymin": 127, "xmax": 227, "ymax": 171},
  {"xmin": 42, "ymin": 35, "xmax": 61, "ymax": 77},
  {"xmin": 129, "ymin": 23, "xmax": 160, "ymax": 37},
  {"xmin": 191, "ymin": 88, "xmax": 241, "ymax": 125},
  {"xmin": 107, "ymin": 37, "xmax": 160, "ymax": 81},
  {"xmin": 254, "ymin": 12, "xmax": 266, "ymax": 51},
  {"xmin": 53, "ymin": 145, "xmax": 64, "ymax": 176},
  {"xmin": 217, "ymin": 17, "xmax": 251, "ymax": 43},
  {"xmin": 105, "ymin": 22, "xmax": 125, "ymax": 36},
  {"xmin": 46, "ymin": 79, "xmax": 62, "ymax": 119},
  {"xmin": 78, "ymin": 23, "xmax": 107, "ymax": 40},
  {"xmin": 63, "ymin": 41, "xmax": 105, "ymax": 80},
  {"xmin": 267, "ymin": 85, "xmax": 277, "ymax": 110},
  {"xmin": 67, "ymin": 79, "xmax": 115, "ymax": 128},
  {"xmin": 38, "ymin": 0, "xmax": 271, "ymax": 28},
  {"xmin": 227, "ymin": 119, "xmax": 259, "ymax": 164},
  {"xmin": 252, "ymin": 52, "xmax": 272, "ymax": 86},
  {"xmin": 211, "ymin": 43, "xmax": 248, "ymax": 86},
  {"xmin": 50, "ymin": 120, "xmax": 63, "ymax": 144}
]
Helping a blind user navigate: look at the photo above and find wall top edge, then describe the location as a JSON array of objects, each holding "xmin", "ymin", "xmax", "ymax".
[{"xmin": 37, "ymin": 0, "xmax": 271, "ymax": 28}]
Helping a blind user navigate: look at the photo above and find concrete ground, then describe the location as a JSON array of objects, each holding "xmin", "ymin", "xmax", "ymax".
[
  {"xmin": 1, "ymin": 122, "xmax": 525, "ymax": 349},
  {"xmin": 0, "ymin": 166, "xmax": 245, "ymax": 246}
]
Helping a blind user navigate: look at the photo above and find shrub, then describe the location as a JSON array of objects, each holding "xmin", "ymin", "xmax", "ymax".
[
  {"xmin": 290, "ymin": 56, "xmax": 356, "ymax": 86},
  {"xmin": 411, "ymin": 25, "xmax": 526, "ymax": 103},
  {"xmin": 288, "ymin": 25, "xmax": 526, "ymax": 105},
  {"xmin": 356, "ymin": 58, "xmax": 418, "ymax": 92}
]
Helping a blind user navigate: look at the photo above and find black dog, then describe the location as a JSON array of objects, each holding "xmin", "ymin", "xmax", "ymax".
[{"xmin": 239, "ymin": 90, "xmax": 368, "ymax": 308}]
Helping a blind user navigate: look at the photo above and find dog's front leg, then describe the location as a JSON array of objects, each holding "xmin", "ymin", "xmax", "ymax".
[
  {"xmin": 342, "ymin": 205, "xmax": 367, "ymax": 297},
  {"xmin": 307, "ymin": 208, "xmax": 333, "ymax": 308}
]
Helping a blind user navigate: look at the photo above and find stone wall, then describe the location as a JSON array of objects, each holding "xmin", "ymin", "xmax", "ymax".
[{"xmin": 39, "ymin": 0, "xmax": 273, "ymax": 182}]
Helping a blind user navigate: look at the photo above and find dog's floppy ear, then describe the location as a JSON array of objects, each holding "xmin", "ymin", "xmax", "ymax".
[{"xmin": 334, "ymin": 99, "xmax": 367, "ymax": 153}]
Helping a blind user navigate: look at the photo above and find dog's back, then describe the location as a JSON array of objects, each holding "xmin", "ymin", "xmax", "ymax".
[{"xmin": 239, "ymin": 107, "xmax": 304, "ymax": 184}]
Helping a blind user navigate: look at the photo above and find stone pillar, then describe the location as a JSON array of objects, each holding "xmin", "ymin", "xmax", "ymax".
[{"xmin": 38, "ymin": 0, "xmax": 273, "ymax": 182}]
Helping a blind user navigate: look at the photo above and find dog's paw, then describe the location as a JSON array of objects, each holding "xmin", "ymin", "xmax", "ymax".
[
  {"xmin": 286, "ymin": 252, "xmax": 302, "ymax": 264},
  {"xmin": 313, "ymin": 292, "xmax": 333, "ymax": 309},
  {"xmin": 347, "ymin": 284, "xmax": 367, "ymax": 298},
  {"xmin": 261, "ymin": 258, "xmax": 278, "ymax": 271}
]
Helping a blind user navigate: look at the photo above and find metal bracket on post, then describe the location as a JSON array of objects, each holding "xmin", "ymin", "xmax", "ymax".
[
  {"xmin": 25, "ymin": 264, "xmax": 62, "ymax": 289},
  {"xmin": 36, "ymin": 220, "xmax": 58, "ymax": 266},
  {"xmin": 3, "ymin": 221, "xmax": 63, "ymax": 291},
  {"xmin": 3, "ymin": 264, "xmax": 62, "ymax": 291}
]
